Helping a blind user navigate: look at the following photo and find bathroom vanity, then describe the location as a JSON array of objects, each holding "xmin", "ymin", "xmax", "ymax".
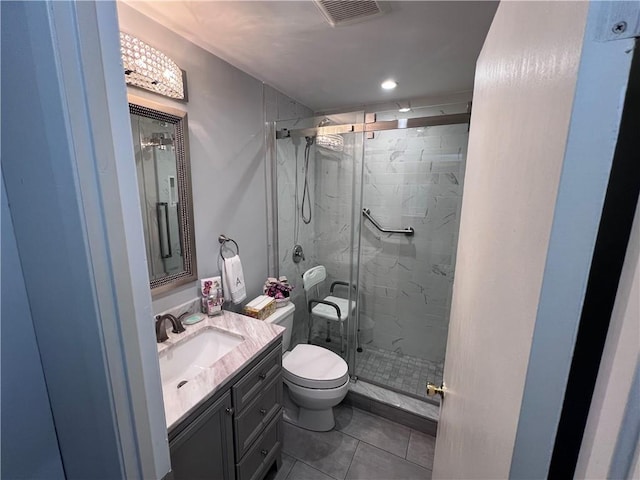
[{"xmin": 158, "ymin": 310, "xmax": 284, "ymax": 480}]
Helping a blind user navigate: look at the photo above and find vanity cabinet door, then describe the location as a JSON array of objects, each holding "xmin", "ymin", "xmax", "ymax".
[
  {"xmin": 233, "ymin": 347, "xmax": 281, "ymax": 412},
  {"xmin": 236, "ymin": 411, "xmax": 282, "ymax": 480},
  {"xmin": 169, "ymin": 390, "xmax": 234, "ymax": 480},
  {"xmin": 234, "ymin": 374, "xmax": 283, "ymax": 459}
]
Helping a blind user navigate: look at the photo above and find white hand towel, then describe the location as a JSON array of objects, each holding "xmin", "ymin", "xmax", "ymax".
[{"xmin": 223, "ymin": 255, "xmax": 247, "ymax": 304}]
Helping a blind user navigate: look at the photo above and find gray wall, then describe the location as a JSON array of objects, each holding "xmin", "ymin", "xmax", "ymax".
[
  {"xmin": 117, "ymin": 3, "xmax": 311, "ymax": 314},
  {"xmin": 1, "ymin": 180, "xmax": 65, "ymax": 479}
]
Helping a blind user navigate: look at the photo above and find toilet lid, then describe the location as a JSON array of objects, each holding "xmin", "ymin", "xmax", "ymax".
[{"xmin": 283, "ymin": 344, "xmax": 349, "ymax": 389}]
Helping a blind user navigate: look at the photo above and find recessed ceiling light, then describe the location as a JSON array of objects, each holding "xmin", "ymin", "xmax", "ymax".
[
  {"xmin": 398, "ymin": 107, "xmax": 411, "ymax": 113},
  {"xmin": 381, "ymin": 79, "xmax": 397, "ymax": 90}
]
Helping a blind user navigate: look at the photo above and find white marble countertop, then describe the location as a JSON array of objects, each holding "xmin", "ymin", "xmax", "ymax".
[{"xmin": 157, "ymin": 310, "xmax": 284, "ymax": 431}]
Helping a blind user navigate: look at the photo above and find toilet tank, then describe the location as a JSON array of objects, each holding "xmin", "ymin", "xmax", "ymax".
[{"xmin": 264, "ymin": 302, "xmax": 295, "ymax": 352}]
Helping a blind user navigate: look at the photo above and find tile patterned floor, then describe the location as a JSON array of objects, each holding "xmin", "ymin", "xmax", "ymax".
[
  {"xmin": 306, "ymin": 337, "xmax": 444, "ymax": 401},
  {"xmin": 355, "ymin": 346, "xmax": 444, "ymax": 400},
  {"xmin": 265, "ymin": 405, "xmax": 435, "ymax": 480}
]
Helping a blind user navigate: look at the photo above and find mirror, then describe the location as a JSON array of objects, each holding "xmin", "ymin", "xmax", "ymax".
[{"xmin": 128, "ymin": 95, "xmax": 197, "ymax": 295}]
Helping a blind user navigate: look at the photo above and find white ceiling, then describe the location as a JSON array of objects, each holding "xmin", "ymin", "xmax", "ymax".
[{"xmin": 124, "ymin": 1, "xmax": 498, "ymax": 111}]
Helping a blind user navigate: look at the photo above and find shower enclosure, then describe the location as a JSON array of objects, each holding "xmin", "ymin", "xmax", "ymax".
[{"xmin": 270, "ymin": 104, "xmax": 469, "ymax": 405}]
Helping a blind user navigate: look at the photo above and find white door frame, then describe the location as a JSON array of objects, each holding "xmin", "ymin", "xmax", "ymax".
[
  {"xmin": 2, "ymin": 1, "xmax": 169, "ymax": 478},
  {"xmin": 511, "ymin": 3, "xmax": 639, "ymax": 477}
]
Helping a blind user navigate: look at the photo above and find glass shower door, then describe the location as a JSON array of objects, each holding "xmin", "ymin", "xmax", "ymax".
[
  {"xmin": 354, "ymin": 116, "xmax": 469, "ymax": 401},
  {"xmin": 272, "ymin": 113, "xmax": 365, "ymax": 371}
]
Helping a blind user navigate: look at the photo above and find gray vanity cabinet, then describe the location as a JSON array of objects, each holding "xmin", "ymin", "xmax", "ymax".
[
  {"xmin": 232, "ymin": 346, "xmax": 283, "ymax": 480},
  {"xmin": 168, "ymin": 339, "xmax": 283, "ymax": 480},
  {"xmin": 169, "ymin": 391, "xmax": 235, "ymax": 480}
]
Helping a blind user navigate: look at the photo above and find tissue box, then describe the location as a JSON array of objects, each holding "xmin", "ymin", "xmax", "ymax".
[{"xmin": 243, "ymin": 295, "xmax": 276, "ymax": 320}]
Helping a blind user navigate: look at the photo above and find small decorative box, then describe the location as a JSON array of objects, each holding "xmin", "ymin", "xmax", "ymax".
[{"xmin": 243, "ymin": 295, "xmax": 276, "ymax": 320}]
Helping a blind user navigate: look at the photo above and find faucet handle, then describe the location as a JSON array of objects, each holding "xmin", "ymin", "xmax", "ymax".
[
  {"xmin": 155, "ymin": 313, "xmax": 185, "ymax": 339},
  {"xmin": 155, "ymin": 315, "xmax": 170, "ymax": 343},
  {"xmin": 174, "ymin": 312, "xmax": 188, "ymax": 333},
  {"xmin": 292, "ymin": 244, "xmax": 305, "ymax": 263}
]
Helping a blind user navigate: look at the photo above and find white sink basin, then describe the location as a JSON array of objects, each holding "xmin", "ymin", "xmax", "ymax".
[{"xmin": 159, "ymin": 327, "xmax": 244, "ymax": 390}]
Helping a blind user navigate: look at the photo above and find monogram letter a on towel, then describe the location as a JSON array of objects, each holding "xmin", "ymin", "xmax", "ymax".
[{"xmin": 223, "ymin": 254, "xmax": 247, "ymax": 304}]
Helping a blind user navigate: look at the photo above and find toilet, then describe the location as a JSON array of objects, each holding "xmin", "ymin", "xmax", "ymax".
[{"xmin": 265, "ymin": 302, "xmax": 349, "ymax": 432}]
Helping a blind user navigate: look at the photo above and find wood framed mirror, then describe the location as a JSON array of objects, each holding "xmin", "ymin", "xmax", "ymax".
[{"xmin": 128, "ymin": 95, "xmax": 197, "ymax": 295}]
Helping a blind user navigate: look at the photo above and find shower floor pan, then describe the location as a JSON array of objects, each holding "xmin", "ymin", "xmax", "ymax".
[{"xmin": 354, "ymin": 345, "xmax": 444, "ymax": 400}]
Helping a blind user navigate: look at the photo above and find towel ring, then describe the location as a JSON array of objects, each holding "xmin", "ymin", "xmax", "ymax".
[{"xmin": 218, "ymin": 234, "xmax": 239, "ymax": 259}]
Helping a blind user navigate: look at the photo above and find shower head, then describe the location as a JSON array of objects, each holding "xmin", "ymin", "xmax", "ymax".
[
  {"xmin": 316, "ymin": 134, "xmax": 344, "ymax": 152},
  {"xmin": 305, "ymin": 136, "xmax": 315, "ymax": 147},
  {"xmin": 313, "ymin": 117, "xmax": 344, "ymax": 152}
]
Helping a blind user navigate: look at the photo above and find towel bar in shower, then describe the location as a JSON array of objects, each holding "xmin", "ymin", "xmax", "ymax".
[{"xmin": 362, "ymin": 208, "xmax": 414, "ymax": 236}]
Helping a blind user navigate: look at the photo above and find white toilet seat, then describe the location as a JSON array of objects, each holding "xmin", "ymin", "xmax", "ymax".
[{"xmin": 283, "ymin": 344, "xmax": 348, "ymax": 389}]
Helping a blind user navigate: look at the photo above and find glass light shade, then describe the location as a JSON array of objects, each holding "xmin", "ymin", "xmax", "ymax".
[
  {"xmin": 120, "ymin": 32, "xmax": 184, "ymax": 100},
  {"xmin": 381, "ymin": 79, "xmax": 397, "ymax": 90}
]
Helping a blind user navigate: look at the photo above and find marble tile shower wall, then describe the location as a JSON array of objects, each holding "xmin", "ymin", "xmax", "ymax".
[
  {"xmin": 277, "ymin": 137, "xmax": 318, "ymax": 348},
  {"xmin": 357, "ymin": 124, "xmax": 468, "ymax": 363}
]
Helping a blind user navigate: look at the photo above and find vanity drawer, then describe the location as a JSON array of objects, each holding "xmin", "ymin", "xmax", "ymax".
[
  {"xmin": 236, "ymin": 411, "xmax": 282, "ymax": 480},
  {"xmin": 233, "ymin": 346, "xmax": 281, "ymax": 412},
  {"xmin": 234, "ymin": 374, "xmax": 282, "ymax": 459}
]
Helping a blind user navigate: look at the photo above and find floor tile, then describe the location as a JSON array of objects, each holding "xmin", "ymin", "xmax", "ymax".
[
  {"xmin": 286, "ymin": 461, "xmax": 336, "ymax": 480},
  {"xmin": 406, "ymin": 430, "xmax": 436, "ymax": 470},
  {"xmin": 346, "ymin": 442, "xmax": 432, "ymax": 480},
  {"xmin": 334, "ymin": 405, "xmax": 411, "ymax": 458},
  {"xmin": 282, "ymin": 421, "xmax": 359, "ymax": 480},
  {"xmin": 370, "ymin": 400, "xmax": 438, "ymax": 436}
]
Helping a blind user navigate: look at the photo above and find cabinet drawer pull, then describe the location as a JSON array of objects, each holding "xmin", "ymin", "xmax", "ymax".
[
  {"xmin": 225, "ymin": 407, "xmax": 234, "ymax": 415},
  {"xmin": 258, "ymin": 372, "xmax": 267, "ymax": 380},
  {"xmin": 259, "ymin": 408, "xmax": 267, "ymax": 415},
  {"xmin": 260, "ymin": 449, "xmax": 268, "ymax": 456}
]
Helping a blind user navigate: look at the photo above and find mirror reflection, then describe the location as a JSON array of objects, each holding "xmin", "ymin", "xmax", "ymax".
[{"xmin": 129, "ymin": 97, "xmax": 197, "ymax": 294}]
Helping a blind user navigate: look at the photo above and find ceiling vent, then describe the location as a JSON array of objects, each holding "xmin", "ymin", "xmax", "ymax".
[{"xmin": 314, "ymin": 0, "xmax": 385, "ymax": 27}]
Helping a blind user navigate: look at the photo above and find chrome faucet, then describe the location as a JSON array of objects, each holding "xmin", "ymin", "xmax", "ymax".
[{"xmin": 155, "ymin": 313, "xmax": 186, "ymax": 343}]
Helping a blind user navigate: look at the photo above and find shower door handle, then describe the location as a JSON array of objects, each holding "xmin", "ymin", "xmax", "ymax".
[
  {"xmin": 156, "ymin": 202, "xmax": 172, "ymax": 259},
  {"xmin": 426, "ymin": 382, "xmax": 446, "ymax": 399}
]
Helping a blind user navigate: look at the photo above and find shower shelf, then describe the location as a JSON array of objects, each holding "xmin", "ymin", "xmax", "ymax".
[{"xmin": 362, "ymin": 208, "xmax": 414, "ymax": 236}]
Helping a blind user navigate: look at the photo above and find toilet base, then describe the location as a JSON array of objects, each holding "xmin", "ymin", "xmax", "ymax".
[
  {"xmin": 283, "ymin": 384, "xmax": 343, "ymax": 432},
  {"xmin": 283, "ymin": 403, "xmax": 336, "ymax": 432}
]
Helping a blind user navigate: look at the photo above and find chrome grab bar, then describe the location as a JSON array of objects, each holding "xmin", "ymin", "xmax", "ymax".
[{"xmin": 362, "ymin": 208, "xmax": 414, "ymax": 236}]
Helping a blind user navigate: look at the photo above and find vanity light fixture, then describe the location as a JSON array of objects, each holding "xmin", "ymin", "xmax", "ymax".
[
  {"xmin": 120, "ymin": 32, "xmax": 185, "ymax": 100},
  {"xmin": 381, "ymin": 79, "xmax": 397, "ymax": 90}
]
